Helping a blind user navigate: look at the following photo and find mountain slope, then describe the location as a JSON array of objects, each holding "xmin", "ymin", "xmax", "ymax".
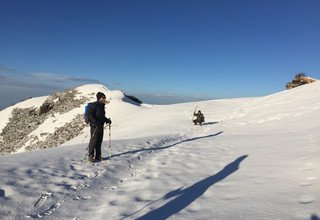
[
  {"xmin": 0, "ymin": 82, "xmax": 319, "ymax": 219},
  {"xmin": 0, "ymin": 84, "xmax": 146, "ymax": 154}
]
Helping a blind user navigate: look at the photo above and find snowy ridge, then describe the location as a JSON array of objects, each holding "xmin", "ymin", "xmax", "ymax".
[
  {"xmin": 0, "ymin": 82, "xmax": 319, "ymax": 219},
  {"xmin": 0, "ymin": 96, "xmax": 48, "ymax": 134},
  {"xmin": 0, "ymin": 84, "xmax": 124, "ymax": 154}
]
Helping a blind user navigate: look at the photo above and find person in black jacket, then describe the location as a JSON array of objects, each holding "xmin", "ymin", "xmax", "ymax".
[{"xmin": 88, "ymin": 92, "xmax": 112, "ymax": 162}]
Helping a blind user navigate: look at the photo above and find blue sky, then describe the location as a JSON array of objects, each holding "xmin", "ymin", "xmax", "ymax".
[{"xmin": 0, "ymin": 0, "xmax": 319, "ymax": 108}]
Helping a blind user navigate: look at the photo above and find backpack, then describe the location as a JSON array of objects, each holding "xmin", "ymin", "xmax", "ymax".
[
  {"xmin": 84, "ymin": 102, "xmax": 94, "ymax": 124},
  {"xmin": 200, "ymin": 114, "xmax": 205, "ymax": 123}
]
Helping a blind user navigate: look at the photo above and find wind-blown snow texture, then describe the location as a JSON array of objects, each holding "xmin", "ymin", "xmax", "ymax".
[{"xmin": 0, "ymin": 83, "xmax": 319, "ymax": 219}]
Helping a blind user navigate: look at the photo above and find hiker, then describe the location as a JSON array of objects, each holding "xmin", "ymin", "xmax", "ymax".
[
  {"xmin": 87, "ymin": 92, "xmax": 112, "ymax": 162},
  {"xmin": 193, "ymin": 110, "xmax": 205, "ymax": 125}
]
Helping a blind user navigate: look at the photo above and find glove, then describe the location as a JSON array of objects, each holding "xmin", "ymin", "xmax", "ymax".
[{"xmin": 106, "ymin": 118, "xmax": 112, "ymax": 124}]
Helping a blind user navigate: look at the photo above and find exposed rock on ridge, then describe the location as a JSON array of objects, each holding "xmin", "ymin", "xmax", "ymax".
[
  {"xmin": 0, "ymin": 88, "xmax": 88, "ymax": 154},
  {"xmin": 286, "ymin": 73, "xmax": 317, "ymax": 90}
]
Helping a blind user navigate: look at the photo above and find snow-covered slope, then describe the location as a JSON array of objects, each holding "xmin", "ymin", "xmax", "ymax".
[
  {"xmin": 0, "ymin": 82, "xmax": 319, "ymax": 219},
  {"xmin": 0, "ymin": 83, "xmax": 202, "ymax": 154},
  {"xmin": 0, "ymin": 84, "xmax": 111, "ymax": 153}
]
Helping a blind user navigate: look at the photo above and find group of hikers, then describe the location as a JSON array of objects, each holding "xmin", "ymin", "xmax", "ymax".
[{"xmin": 87, "ymin": 92, "xmax": 205, "ymax": 162}]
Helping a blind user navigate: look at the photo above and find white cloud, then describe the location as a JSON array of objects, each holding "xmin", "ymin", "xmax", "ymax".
[
  {"xmin": 0, "ymin": 66, "xmax": 101, "ymax": 109},
  {"xmin": 31, "ymin": 72, "xmax": 100, "ymax": 83}
]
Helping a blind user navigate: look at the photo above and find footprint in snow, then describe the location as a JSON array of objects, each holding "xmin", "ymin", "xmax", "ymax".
[
  {"xmin": 34, "ymin": 193, "xmax": 52, "ymax": 208},
  {"xmin": 27, "ymin": 202, "xmax": 61, "ymax": 218},
  {"xmin": 299, "ymin": 177, "xmax": 317, "ymax": 186},
  {"xmin": 71, "ymin": 182, "xmax": 90, "ymax": 191},
  {"xmin": 302, "ymin": 163, "xmax": 315, "ymax": 171},
  {"xmin": 110, "ymin": 186, "xmax": 117, "ymax": 190},
  {"xmin": 102, "ymin": 185, "xmax": 117, "ymax": 191},
  {"xmin": 119, "ymin": 179, "xmax": 127, "ymax": 183},
  {"xmin": 69, "ymin": 164, "xmax": 77, "ymax": 171},
  {"xmin": 298, "ymin": 195, "xmax": 314, "ymax": 204},
  {"xmin": 88, "ymin": 168, "xmax": 106, "ymax": 179},
  {"xmin": 70, "ymin": 168, "xmax": 106, "ymax": 191},
  {"xmin": 73, "ymin": 196, "xmax": 91, "ymax": 201}
]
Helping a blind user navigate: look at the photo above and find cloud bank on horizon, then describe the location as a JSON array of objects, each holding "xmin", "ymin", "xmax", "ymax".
[
  {"xmin": 0, "ymin": 66, "xmax": 211, "ymax": 109},
  {"xmin": 0, "ymin": 66, "xmax": 101, "ymax": 109}
]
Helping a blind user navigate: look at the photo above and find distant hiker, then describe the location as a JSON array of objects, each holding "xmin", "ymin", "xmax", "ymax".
[
  {"xmin": 193, "ymin": 110, "xmax": 205, "ymax": 125},
  {"xmin": 87, "ymin": 92, "xmax": 112, "ymax": 162}
]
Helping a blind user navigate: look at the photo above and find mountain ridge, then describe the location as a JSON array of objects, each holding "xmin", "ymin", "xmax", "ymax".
[
  {"xmin": 0, "ymin": 84, "xmax": 113, "ymax": 154},
  {"xmin": 1, "ymin": 82, "xmax": 320, "ymax": 155}
]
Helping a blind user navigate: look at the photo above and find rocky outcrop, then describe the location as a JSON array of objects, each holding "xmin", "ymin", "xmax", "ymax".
[
  {"xmin": 286, "ymin": 73, "xmax": 317, "ymax": 90},
  {"xmin": 0, "ymin": 88, "xmax": 89, "ymax": 154},
  {"xmin": 26, "ymin": 114, "xmax": 86, "ymax": 151},
  {"xmin": 39, "ymin": 89, "xmax": 87, "ymax": 115},
  {"xmin": 0, "ymin": 107, "xmax": 47, "ymax": 154}
]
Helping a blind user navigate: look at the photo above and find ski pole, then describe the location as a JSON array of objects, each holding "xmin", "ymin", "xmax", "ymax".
[
  {"xmin": 194, "ymin": 104, "xmax": 197, "ymax": 114},
  {"xmin": 192, "ymin": 105, "xmax": 198, "ymax": 124},
  {"xmin": 108, "ymin": 124, "xmax": 112, "ymax": 162},
  {"xmin": 81, "ymin": 146, "xmax": 88, "ymax": 162}
]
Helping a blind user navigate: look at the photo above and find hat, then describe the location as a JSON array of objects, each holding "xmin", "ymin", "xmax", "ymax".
[{"xmin": 96, "ymin": 92, "xmax": 106, "ymax": 100}]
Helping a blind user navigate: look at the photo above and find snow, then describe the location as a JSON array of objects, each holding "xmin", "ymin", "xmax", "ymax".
[{"xmin": 0, "ymin": 82, "xmax": 320, "ymax": 219}]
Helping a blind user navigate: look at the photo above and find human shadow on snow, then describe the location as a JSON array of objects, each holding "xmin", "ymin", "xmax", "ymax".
[
  {"xmin": 132, "ymin": 155, "xmax": 248, "ymax": 220},
  {"xmin": 311, "ymin": 215, "xmax": 320, "ymax": 220},
  {"xmin": 104, "ymin": 131, "xmax": 223, "ymax": 161}
]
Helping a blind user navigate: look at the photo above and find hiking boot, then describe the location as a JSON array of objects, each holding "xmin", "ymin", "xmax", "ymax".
[
  {"xmin": 95, "ymin": 156, "xmax": 103, "ymax": 161},
  {"xmin": 88, "ymin": 156, "xmax": 94, "ymax": 162}
]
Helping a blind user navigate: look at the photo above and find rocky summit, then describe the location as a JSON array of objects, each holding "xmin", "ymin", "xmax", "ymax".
[
  {"xmin": 286, "ymin": 73, "xmax": 317, "ymax": 90},
  {"xmin": 0, "ymin": 88, "xmax": 90, "ymax": 154}
]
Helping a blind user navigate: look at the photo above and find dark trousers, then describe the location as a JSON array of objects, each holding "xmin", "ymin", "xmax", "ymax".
[
  {"xmin": 193, "ymin": 119, "xmax": 203, "ymax": 125},
  {"xmin": 88, "ymin": 126, "xmax": 104, "ymax": 158}
]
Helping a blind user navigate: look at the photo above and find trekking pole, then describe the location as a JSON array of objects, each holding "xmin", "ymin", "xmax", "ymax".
[
  {"xmin": 108, "ymin": 124, "xmax": 112, "ymax": 162},
  {"xmin": 192, "ymin": 105, "xmax": 198, "ymax": 124},
  {"xmin": 81, "ymin": 146, "xmax": 88, "ymax": 162}
]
